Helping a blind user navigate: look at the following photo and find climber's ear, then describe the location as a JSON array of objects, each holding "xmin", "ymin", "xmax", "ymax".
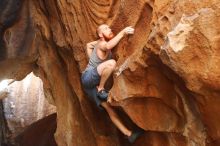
[{"xmin": 98, "ymin": 32, "xmax": 103, "ymax": 38}]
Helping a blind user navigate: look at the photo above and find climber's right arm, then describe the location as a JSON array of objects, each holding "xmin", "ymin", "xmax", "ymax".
[{"xmin": 86, "ymin": 41, "xmax": 98, "ymax": 58}]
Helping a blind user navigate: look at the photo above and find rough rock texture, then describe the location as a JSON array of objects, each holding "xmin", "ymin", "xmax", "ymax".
[
  {"xmin": 16, "ymin": 113, "xmax": 57, "ymax": 146},
  {"xmin": 0, "ymin": 0, "xmax": 220, "ymax": 146},
  {"xmin": 0, "ymin": 100, "xmax": 10, "ymax": 145},
  {"xmin": 2, "ymin": 72, "xmax": 56, "ymax": 143}
]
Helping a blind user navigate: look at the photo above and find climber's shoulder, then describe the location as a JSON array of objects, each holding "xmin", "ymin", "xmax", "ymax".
[{"xmin": 96, "ymin": 40, "xmax": 107, "ymax": 51}]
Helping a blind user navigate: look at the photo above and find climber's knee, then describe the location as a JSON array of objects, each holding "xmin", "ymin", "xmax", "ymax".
[{"xmin": 97, "ymin": 59, "xmax": 116, "ymax": 75}]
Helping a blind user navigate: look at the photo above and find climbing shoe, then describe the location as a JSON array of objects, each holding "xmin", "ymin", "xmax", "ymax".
[
  {"xmin": 128, "ymin": 129, "xmax": 144, "ymax": 143},
  {"xmin": 97, "ymin": 89, "xmax": 109, "ymax": 101}
]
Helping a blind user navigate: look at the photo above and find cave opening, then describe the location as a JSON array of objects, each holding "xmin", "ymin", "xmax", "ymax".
[{"xmin": 0, "ymin": 72, "xmax": 57, "ymax": 146}]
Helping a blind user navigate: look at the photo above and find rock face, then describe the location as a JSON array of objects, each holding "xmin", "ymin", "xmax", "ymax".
[
  {"xmin": 0, "ymin": 100, "xmax": 9, "ymax": 145},
  {"xmin": 0, "ymin": 0, "xmax": 220, "ymax": 146},
  {"xmin": 16, "ymin": 113, "xmax": 57, "ymax": 146}
]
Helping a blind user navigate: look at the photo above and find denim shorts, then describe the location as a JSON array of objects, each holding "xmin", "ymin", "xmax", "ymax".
[{"xmin": 81, "ymin": 67, "xmax": 103, "ymax": 108}]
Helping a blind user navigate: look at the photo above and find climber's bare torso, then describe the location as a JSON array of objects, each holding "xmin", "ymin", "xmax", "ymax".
[{"xmin": 96, "ymin": 41, "xmax": 111, "ymax": 60}]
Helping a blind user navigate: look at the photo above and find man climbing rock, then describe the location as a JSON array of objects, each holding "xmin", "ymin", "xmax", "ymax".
[{"xmin": 81, "ymin": 24, "xmax": 143, "ymax": 143}]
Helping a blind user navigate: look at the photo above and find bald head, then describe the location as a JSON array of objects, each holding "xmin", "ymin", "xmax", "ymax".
[
  {"xmin": 97, "ymin": 24, "xmax": 109, "ymax": 35},
  {"xmin": 97, "ymin": 24, "xmax": 114, "ymax": 40}
]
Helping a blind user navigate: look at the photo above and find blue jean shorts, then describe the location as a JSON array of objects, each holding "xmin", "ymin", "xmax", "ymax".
[{"xmin": 81, "ymin": 67, "xmax": 103, "ymax": 107}]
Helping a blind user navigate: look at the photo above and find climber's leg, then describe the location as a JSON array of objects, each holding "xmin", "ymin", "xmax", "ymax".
[
  {"xmin": 101, "ymin": 102, "xmax": 132, "ymax": 136},
  {"xmin": 97, "ymin": 59, "xmax": 116, "ymax": 91},
  {"xmin": 96, "ymin": 59, "xmax": 116, "ymax": 100}
]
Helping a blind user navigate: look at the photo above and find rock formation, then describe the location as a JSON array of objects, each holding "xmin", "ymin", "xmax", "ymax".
[
  {"xmin": 2, "ymin": 72, "xmax": 56, "ymax": 144},
  {"xmin": 16, "ymin": 113, "xmax": 57, "ymax": 146},
  {"xmin": 0, "ymin": 100, "xmax": 9, "ymax": 145},
  {"xmin": 0, "ymin": 0, "xmax": 220, "ymax": 146}
]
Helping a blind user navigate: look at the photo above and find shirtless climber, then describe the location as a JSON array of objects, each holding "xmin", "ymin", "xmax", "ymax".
[{"xmin": 81, "ymin": 24, "xmax": 143, "ymax": 143}]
